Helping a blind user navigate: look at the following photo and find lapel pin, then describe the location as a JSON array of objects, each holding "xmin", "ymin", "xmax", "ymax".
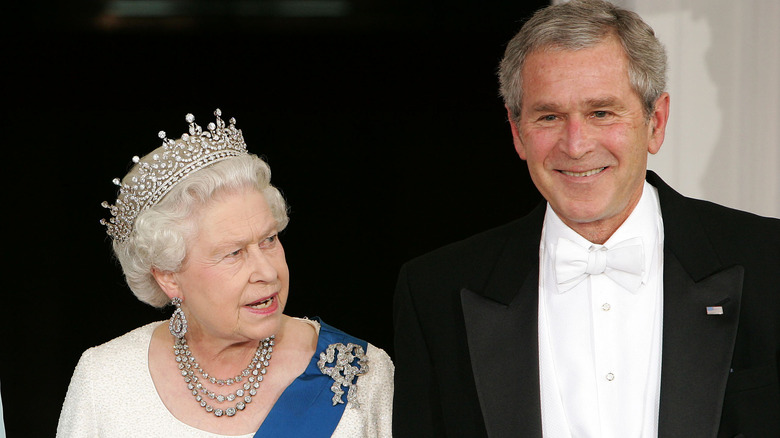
[{"xmin": 706, "ymin": 306, "xmax": 724, "ymax": 315}]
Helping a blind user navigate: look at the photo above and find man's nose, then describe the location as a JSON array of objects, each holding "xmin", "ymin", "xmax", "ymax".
[{"xmin": 558, "ymin": 117, "xmax": 592, "ymax": 159}]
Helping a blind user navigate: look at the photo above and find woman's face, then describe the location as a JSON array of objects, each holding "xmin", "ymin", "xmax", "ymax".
[{"xmin": 163, "ymin": 187, "xmax": 289, "ymax": 344}]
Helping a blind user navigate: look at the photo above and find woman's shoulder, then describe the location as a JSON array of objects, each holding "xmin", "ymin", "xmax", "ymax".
[
  {"xmin": 79, "ymin": 321, "xmax": 163, "ymax": 365},
  {"xmin": 310, "ymin": 318, "xmax": 366, "ymax": 344},
  {"xmin": 365, "ymin": 342, "xmax": 393, "ymax": 370},
  {"xmin": 314, "ymin": 323, "xmax": 393, "ymax": 437},
  {"xmin": 309, "ymin": 318, "xmax": 394, "ymax": 376}
]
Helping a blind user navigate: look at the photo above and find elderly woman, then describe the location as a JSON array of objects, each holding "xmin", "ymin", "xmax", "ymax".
[{"xmin": 57, "ymin": 110, "xmax": 393, "ymax": 437}]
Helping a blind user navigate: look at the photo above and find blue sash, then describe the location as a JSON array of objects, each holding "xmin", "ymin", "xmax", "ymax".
[{"xmin": 253, "ymin": 318, "xmax": 368, "ymax": 437}]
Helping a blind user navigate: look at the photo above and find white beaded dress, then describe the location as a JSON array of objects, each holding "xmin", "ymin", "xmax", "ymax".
[{"xmin": 57, "ymin": 320, "xmax": 393, "ymax": 437}]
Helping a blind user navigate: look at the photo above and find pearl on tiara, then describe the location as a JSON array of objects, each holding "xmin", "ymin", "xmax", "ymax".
[{"xmin": 100, "ymin": 109, "xmax": 249, "ymax": 242}]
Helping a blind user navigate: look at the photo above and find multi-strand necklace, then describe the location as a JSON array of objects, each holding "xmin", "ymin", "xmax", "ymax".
[{"xmin": 174, "ymin": 335, "xmax": 274, "ymax": 417}]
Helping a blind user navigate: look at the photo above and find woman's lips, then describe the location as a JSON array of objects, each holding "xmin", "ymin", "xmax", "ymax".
[{"xmin": 245, "ymin": 293, "xmax": 278, "ymax": 312}]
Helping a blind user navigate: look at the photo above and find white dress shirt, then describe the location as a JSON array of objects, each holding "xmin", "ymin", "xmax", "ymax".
[{"xmin": 538, "ymin": 182, "xmax": 665, "ymax": 438}]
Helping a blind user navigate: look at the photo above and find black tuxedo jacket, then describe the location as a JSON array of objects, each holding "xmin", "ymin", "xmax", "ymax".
[{"xmin": 393, "ymin": 172, "xmax": 780, "ymax": 437}]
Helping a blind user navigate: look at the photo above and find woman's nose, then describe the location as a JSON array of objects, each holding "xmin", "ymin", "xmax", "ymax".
[{"xmin": 247, "ymin": 247, "xmax": 277, "ymax": 282}]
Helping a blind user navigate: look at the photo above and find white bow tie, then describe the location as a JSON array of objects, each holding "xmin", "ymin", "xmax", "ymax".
[{"xmin": 554, "ymin": 237, "xmax": 645, "ymax": 293}]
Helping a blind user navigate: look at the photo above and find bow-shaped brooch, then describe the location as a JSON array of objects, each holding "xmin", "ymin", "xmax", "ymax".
[{"xmin": 318, "ymin": 343, "xmax": 369, "ymax": 408}]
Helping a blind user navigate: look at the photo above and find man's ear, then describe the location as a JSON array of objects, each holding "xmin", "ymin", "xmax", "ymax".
[
  {"xmin": 151, "ymin": 267, "xmax": 180, "ymax": 300},
  {"xmin": 506, "ymin": 105, "xmax": 527, "ymax": 160},
  {"xmin": 648, "ymin": 92, "xmax": 670, "ymax": 155}
]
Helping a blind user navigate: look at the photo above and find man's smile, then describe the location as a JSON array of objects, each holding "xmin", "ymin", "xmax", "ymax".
[{"xmin": 558, "ymin": 166, "xmax": 608, "ymax": 177}]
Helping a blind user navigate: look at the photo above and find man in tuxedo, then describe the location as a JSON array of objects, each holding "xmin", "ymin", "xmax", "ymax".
[{"xmin": 392, "ymin": 0, "xmax": 780, "ymax": 436}]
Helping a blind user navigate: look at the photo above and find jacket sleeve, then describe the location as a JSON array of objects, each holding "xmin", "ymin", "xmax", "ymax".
[{"xmin": 392, "ymin": 262, "xmax": 445, "ymax": 437}]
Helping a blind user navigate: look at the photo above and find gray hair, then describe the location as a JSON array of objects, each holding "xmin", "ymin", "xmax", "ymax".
[
  {"xmin": 499, "ymin": 0, "xmax": 667, "ymax": 121},
  {"xmin": 112, "ymin": 154, "xmax": 289, "ymax": 308}
]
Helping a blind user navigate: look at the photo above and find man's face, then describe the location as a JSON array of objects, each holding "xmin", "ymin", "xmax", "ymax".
[{"xmin": 509, "ymin": 37, "xmax": 669, "ymax": 242}]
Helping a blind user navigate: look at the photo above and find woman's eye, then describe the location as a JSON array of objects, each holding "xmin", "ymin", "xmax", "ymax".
[{"xmin": 259, "ymin": 234, "xmax": 278, "ymax": 249}]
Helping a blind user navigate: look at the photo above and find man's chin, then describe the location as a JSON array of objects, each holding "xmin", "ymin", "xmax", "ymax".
[{"xmin": 550, "ymin": 201, "xmax": 610, "ymax": 225}]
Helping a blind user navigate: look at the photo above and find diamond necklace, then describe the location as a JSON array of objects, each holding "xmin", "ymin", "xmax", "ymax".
[{"xmin": 174, "ymin": 335, "xmax": 274, "ymax": 417}]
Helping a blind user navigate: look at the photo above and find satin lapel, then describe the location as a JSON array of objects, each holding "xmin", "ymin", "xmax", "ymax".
[
  {"xmin": 459, "ymin": 203, "xmax": 545, "ymax": 437},
  {"xmin": 649, "ymin": 172, "xmax": 746, "ymax": 435},
  {"xmin": 658, "ymin": 248, "xmax": 744, "ymax": 436},
  {"xmin": 461, "ymin": 272, "xmax": 542, "ymax": 437}
]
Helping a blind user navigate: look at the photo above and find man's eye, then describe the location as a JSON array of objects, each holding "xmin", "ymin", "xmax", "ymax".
[
  {"xmin": 227, "ymin": 249, "xmax": 241, "ymax": 257},
  {"xmin": 593, "ymin": 111, "xmax": 609, "ymax": 118},
  {"xmin": 541, "ymin": 114, "xmax": 557, "ymax": 121}
]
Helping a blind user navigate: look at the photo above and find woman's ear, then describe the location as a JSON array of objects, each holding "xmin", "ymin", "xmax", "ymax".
[{"xmin": 151, "ymin": 267, "xmax": 180, "ymax": 300}]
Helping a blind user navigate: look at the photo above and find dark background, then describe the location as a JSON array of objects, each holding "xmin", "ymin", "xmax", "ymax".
[{"xmin": 2, "ymin": 0, "xmax": 546, "ymax": 435}]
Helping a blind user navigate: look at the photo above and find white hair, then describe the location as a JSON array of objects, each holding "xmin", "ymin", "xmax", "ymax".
[{"xmin": 112, "ymin": 154, "xmax": 289, "ymax": 307}]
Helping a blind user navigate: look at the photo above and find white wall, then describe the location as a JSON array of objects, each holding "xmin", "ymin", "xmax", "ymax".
[{"xmin": 555, "ymin": 0, "xmax": 780, "ymax": 218}]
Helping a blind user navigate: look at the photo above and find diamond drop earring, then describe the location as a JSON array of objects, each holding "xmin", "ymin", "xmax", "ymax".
[{"xmin": 169, "ymin": 297, "xmax": 188, "ymax": 338}]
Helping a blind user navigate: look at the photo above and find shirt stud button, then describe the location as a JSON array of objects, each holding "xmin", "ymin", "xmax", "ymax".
[
  {"xmin": 602, "ymin": 303, "xmax": 611, "ymax": 311},
  {"xmin": 606, "ymin": 373, "xmax": 615, "ymax": 381}
]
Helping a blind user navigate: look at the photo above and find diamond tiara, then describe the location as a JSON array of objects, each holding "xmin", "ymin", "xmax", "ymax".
[{"xmin": 100, "ymin": 109, "xmax": 249, "ymax": 242}]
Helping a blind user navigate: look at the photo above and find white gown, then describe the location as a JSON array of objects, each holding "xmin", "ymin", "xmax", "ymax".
[{"xmin": 57, "ymin": 320, "xmax": 394, "ymax": 437}]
